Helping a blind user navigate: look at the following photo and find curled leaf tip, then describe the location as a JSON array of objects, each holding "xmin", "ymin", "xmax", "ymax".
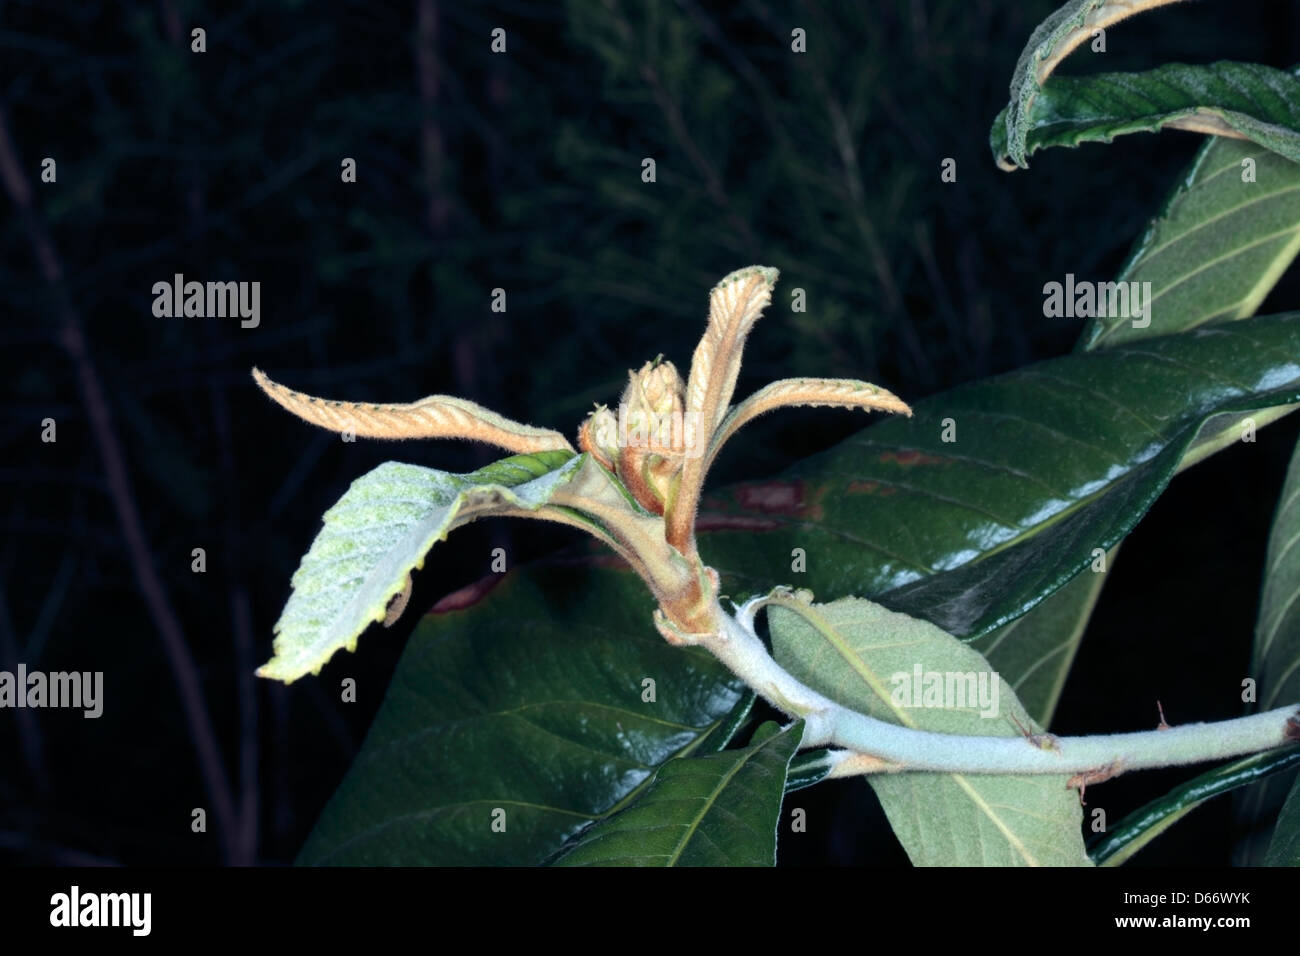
[
  {"xmin": 251, "ymin": 366, "xmax": 574, "ymax": 454},
  {"xmin": 712, "ymin": 264, "xmax": 779, "ymax": 293}
]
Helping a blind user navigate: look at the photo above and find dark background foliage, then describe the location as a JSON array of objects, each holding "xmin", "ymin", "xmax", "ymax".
[{"xmin": 2, "ymin": 0, "xmax": 1298, "ymax": 865}]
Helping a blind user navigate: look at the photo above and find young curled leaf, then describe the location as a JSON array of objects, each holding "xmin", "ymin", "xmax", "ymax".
[
  {"xmin": 252, "ymin": 367, "xmax": 574, "ymax": 454},
  {"xmin": 577, "ymin": 405, "xmax": 619, "ymax": 472},
  {"xmin": 684, "ymin": 266, "xmax": 780, "ymax": 442},
  {"xmin": 669, "ymin": 266, "xmax": 778, "ymax": 551},
  {"xmin": 1002, "ymin": 0, "xmax": 1194, "ymax": 169},
  {"xmin": 705, "ymin": 377, "xmax": 911, "ymax": 472},
  {"xmin": 993, "ymin": 61, "xmax": 1300, "ymax": 171}
]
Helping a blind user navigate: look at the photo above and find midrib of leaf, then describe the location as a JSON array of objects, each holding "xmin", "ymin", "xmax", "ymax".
[
  {"xmin": 1143, "ymin": 224, "xmax": 1300, "ymax": 315},
  {"xmin": 951, "ymin": 776, "xmax": 1040, "ymax": 866},
  {"xmin": 791, "ymin": 600, "xmax": 919, "ymax": 727},
  {"xmin": 1134, "ymin": 177, "xmax": 1300, "ymax": 260},
  {"xmin": 1085, "ymin": 142, "xmax": 1300, "ymax": 350},
  {"xmin": 596, "ymin": 713, "xmax": 725, "ymax": 819},
  {"xmin": 312, "ymin": 705, "xmax": 728, "ymax": 864},
  {"xmin": 663, "ymin": 750, "xmax": 752, "ymax": 866},
  {"xmin": 1178, "ymin": 405, "xmax": 1300, "ymax": 473}
]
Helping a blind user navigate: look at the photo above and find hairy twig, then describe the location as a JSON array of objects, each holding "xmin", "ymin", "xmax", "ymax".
[{"xmin": 681, "ymin": 595, "xmax": 1300, "ymax": 780}]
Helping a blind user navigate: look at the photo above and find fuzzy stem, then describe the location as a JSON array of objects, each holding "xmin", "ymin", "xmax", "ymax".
[{"xmin": 693, "ymin": 599, "xmax": 1300, "ymax": 777}]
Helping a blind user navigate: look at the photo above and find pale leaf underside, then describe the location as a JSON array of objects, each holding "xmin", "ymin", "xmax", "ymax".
[
  {"xmin": 768, "ymin": 597, "xmax": 1091, "ymax": 866},
  {"xmin": 705, "ymin": 377, "xmax": 912, "ymax": 472},
  {"xmin": 670, "ymin": 265, "xmax": 779, "ymax": 548},
  {"xmin": 252, "ymin": 367, "xmax": 573, "ymax": 454},
  {"xmin": 684, "ymin": 266, "xmax": 780, "ymax": 439},
  {"xmin": 259, "ymin": 452, "xmax": 582, "ymax": 683}
]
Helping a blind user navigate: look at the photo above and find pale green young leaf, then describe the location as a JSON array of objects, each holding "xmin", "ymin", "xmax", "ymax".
[
  {"xmin": 259, "ymin": 450, "xmax": 581, "ymax": 683},
  {"xmin": 768, "ymin": 598, "xmax": 1091, "ymax": 866}
]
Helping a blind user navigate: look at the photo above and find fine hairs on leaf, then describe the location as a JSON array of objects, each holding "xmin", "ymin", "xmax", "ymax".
[{"xmin": 252, "ymin": 366, "xmax": 573, "ymax": 454}]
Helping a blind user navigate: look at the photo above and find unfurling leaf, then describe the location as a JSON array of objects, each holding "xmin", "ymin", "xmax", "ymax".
[
  {"xmin": 252, "ymin": 367, "xmax": 574, "ymax": 454},
  {"xmin": 685, "ymin": 266, "xmax": 780, "ymax": 442},
  {"xmin": 1001, "ymin": 0, "xmax": 1196, "ymax": 169},
  {"xmin": 706, "ymin": 377, "xmax": 911, "ymax": 471},
  {"xmin": 669, "ymin": 265, "xmax": 778, "ymax": 549},
  {"xmin": 993, "ymin": 61, "xmax": 1300, "ymax": 170}
]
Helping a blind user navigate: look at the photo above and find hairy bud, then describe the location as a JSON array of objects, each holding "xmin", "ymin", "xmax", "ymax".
[
  {"xmin": 578, "ymin": 404, "xmax": 619, "ymax": 472},
  {"xmin": 606, "ymin": 360, "xmax": 688, "ymax": 515}
]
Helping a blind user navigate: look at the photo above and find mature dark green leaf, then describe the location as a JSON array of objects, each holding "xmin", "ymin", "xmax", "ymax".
[
  {"xmin": 1091, "ymin": 748, "xmax": 1300, "ymax": 866},
  {"xmin": 1254, "ymin": 437, "xmax": 1300, "ymax": 718},
  {"xmin": 994, "ymin": 62, "xmax": 1300, "ymax": 170},
  {"xmin": 553, "ymin": 721, "xmax": 802, "ymax": 866},
  {"xmin": 785, "ymin": 749, "xmax": 835, "ymax": 793},
  {"xmin": 698, "ymin": 689, "xmax": 757, "ymax": 752},
  {"xmin": 1236, "ymin": 437, "xmax": 1300, "ymax": 862},
  {"xmin": 297, "ymin": 561, "xmax": 744, "ymax": 865},
  {"xmin": 984, "ymin": 137, "xmax": 1300, "ymax": 724},
  {"xmin": 703, "ymin": 314, "xmax": 1300, "ymax": 640},
  {"xmin": 1081, "ymin": 138, "xmax": 1300, "ymax": 350},
  {"xmin": 969, "ymin": 556, "xmax": 1109, "ymax": 727},
  {"xmin": 1266, "ymin": 773, "xmax": 1300, "ymax": 864},
  {"xmin": 768, "ymin": 597, "xmax": 1090, "ymax": 866}
]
